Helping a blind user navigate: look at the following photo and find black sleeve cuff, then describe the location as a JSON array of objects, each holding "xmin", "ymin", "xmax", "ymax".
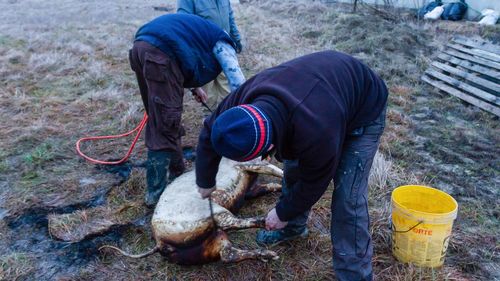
[
  {"xmin": 196, "ymin": 178, "xmax": 216, "ymax": 189},
  {"xmin": 275, "ymin": 200, "xmax": 299, "ymax": 222}
]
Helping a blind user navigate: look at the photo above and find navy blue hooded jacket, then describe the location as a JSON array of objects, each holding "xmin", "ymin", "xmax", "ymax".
[
  {"xmin": 135, "ymin": 14, "xmax": 235, "ymax": 88},
  {"xmin": 195, "ymin": 51, "xmax": 388, "ymax": 221}
]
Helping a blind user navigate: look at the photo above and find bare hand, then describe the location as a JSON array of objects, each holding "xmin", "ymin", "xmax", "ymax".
[
  {"xmin": 191, "ymin": 88, "xmax": 208, "ymax": 104},
  {"xmin": 265, "ymin": 208, "xmax": 288, "ymax": 230},
  {"xmin": 198, "ymin": 186, "xmax": 216, "ymax": 199}
]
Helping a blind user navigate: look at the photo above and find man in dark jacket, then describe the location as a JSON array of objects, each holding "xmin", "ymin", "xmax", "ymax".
[
  {"xmin": 195, "ymin": 51, "xmax": 388, "ymax": 281},
  {"xmin": 129, "ymin": 13, "xmax": 245, "ymax": 207}
]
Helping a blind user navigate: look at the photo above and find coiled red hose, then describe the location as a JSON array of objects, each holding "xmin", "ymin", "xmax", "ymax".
[{"xmin": 76, "ymin": 113, "xmax": 148, "ymax": 165}]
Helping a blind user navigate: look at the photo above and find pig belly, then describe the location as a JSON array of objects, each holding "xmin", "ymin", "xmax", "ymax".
[{"xmin": 162, "ymin": 230, "xmax": 228, "ymax": 265}]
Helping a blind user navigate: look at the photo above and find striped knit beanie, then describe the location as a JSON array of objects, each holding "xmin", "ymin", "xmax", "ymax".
[{"xmin": 211, "ymin": 104, "xmax": 273, "ymax": 161}]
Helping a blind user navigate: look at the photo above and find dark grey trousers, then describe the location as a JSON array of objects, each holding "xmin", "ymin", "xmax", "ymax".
[{"xmin": 282, "ymin": 107, "xmax": 386, "ymax": 281}]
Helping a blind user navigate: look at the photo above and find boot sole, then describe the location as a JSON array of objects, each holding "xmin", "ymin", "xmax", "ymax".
[{"xmin": 256, "ymin": 229, "xmax": 309, "ymax": 246}]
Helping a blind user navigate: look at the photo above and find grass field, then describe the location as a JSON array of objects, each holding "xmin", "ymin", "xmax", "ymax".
[{"xmin": 0, "ymin": 0, "xmax": 499, "ymax": 280}]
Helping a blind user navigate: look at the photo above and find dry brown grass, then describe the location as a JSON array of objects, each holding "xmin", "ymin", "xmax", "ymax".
[
  {"xmin": 0, "ymin": 252, "xmax": 34, "ymax": 281},
  {"xmin": 48, "ymin": 169, "xmax": 147, "ymax": 242}
]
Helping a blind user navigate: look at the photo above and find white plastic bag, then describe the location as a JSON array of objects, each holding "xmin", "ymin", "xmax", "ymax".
[
  {"xmin": 478, "ymin": 9, "xmax": 499, "ymax": 26},
  {"xmin": 424, "ymin": 6, "xmax": 444, "ymax": 20}
]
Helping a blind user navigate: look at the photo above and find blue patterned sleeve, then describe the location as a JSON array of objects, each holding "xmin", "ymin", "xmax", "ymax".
[{"xmin": 213, "ymin": 41, "xmax": 245, "ymax": 92}]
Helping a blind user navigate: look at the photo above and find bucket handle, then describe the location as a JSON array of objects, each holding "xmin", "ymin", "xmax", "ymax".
[{"xmin": 392, "ymin": 221, "xmax": 423, "ymax": 233}]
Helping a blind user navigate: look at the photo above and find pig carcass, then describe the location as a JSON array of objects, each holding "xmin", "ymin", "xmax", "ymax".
[{"xmin": 103, "ymin": 158, "xmax": 283, "ymax": 264}]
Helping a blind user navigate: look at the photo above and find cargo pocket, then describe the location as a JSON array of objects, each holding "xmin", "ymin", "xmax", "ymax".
[
  {"xmin": 346, "ymin": 154, "xmax": 364, "ymax": 206},
  {"xmin": 153, "ymin": 96, "xmax": 182, "ymax": 136},
  {"xmin": 164, "ymin": 114, "xmax": 181, "ymax": 136},
  {"xmin": 145, "ymin": 52, "xmax": 169, "ymax": 82},
  {"xmin": 348, "ymin": 126, "xmax": 365, "ymax": 137}
]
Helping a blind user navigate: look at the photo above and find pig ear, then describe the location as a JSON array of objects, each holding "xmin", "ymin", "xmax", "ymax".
[{"xmin": 237, "ymin": 163, "xmax": 283, "ymax": 178}]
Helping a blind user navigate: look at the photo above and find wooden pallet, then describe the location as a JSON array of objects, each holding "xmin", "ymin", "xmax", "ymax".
[{"xmin": 422, "ymin": 36, "xmax": 500, "ymax": 117}]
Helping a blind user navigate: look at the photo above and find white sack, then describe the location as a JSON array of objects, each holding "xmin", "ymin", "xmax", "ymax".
[
  {"xmin": 478, "ymin": 9, "xmax": 499, "ymax": 26},
  {"xmin": 424, "ymin": 6, "xmax": 444, "ymax": 20}
]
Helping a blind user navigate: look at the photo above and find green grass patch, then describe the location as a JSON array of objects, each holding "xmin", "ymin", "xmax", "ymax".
[
  {"xmin": 0, "ymin": 149, "xmax": 8, "ymax": 174},
  {"xmin": 19, "ymin": 171, "xmax": 48, "ymax": 190},
  {"xmin": 23, "ymin": 143, "xmax": 55, "ymax": 167},
  {"xmin": 30, "ymin": 74, "xmax": 85, "ymax": 102},
  {"xmin": 0, "ymin": 161, "xmax": 8, "ymax": 174},
  {"xmin": 0, "ymin": 252, "xmax": 34, "ymax": 281},
  {"xmin": 18, "ymin": 142, "xmax": 55, "ymax": 189},
  {"xmin": 0, "ymin": 35, "xmax": 26, "ymax": 49},
  {"xmin": 459, "ymin": 201, "xmax": 499, "ymax": 234}
]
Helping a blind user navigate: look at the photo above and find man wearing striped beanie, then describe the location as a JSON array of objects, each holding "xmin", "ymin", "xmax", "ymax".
[{"xmin": 195, "ymin": 51, "xmax": 388, "ymax": 281}]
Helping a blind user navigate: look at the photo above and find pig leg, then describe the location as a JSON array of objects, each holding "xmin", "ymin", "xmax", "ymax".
[
  {"xmin": 238, "ymin": 163, "xmax": 283, "ymax": 178},
  {"xmin": 245, "ymin": 182, "xmax": 282, "ymax": 199},
  {"xmin": 215, "ymin": 212, "xmax": 266, "ymax": 230},
  {"xmin": 256, "ymin": 182, "xmax": 282, "ymax": 192},
  {"xmin": 219, "ymin": 236, "xmax": 279, "ymax": 263}
]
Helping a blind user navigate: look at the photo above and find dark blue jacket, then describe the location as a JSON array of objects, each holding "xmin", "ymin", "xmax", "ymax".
[
  {"xmin": 196, "ymin": 51, "xmax": 388, "ymax": 221},
  {"xmin": 135, "ymin": 14, "xmax": 235, "ymax": 88}
]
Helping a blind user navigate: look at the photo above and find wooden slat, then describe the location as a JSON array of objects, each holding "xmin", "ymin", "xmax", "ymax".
[
  {"xmin": 454, "ymin": 37, "xmax": 500, "ymax": 55},
  {"xmin": 431, "ymin": 61, "xmax": 500, "ymax": 94},
  {"xmin": 422, "ymin": 75, "xmax": 500, "ymax": 117},
  {"xmin": 425, "ymin": 68, "xmax": 500, "ymax": 106},
  {"xmin": 443, "ymin": 49, "xmax": 500, "ymax": 71},
  {"xmin": 470, "ymin": 49, "xmax": 500, "ymax": 63},
  {"xmin": 437, "ymin": 53, "xmax": 500, "ymax": 80},
  {"xmin": 447, "ymin": 43, "xmax": 500, "ymax": 64},
  {"xmin": 452, "ymin": 43, "xmax": 500, "ymax": 62}
]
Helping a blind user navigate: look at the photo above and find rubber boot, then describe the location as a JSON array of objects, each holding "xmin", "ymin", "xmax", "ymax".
[
  {"xmin": 168, "ymin": 148, "xmax": 185, "ymax": 184},
  {"xmin": 145, "ymin": 150, "xmax": 171, "ymax": 208}
]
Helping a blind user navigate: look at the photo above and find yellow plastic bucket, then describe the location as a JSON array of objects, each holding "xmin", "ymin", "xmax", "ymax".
[{"xmin": 391, "ymin": 185, "xmax": 458, "ymax": 267}]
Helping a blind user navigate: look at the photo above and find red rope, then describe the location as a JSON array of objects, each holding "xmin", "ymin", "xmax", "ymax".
[{"xmin": 76, "ymin": 113, "xmax": 148, "ymax": 165}]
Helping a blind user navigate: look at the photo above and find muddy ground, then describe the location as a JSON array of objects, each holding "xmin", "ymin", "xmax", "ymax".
[{"xmin": 0, "ymin": 0, "xmax": 499, "ymax": 280}]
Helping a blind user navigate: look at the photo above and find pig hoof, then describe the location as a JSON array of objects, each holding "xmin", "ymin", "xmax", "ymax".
[{"xmin": 259, "ymin": 250, "xmax": 279, "ymax": 262}]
